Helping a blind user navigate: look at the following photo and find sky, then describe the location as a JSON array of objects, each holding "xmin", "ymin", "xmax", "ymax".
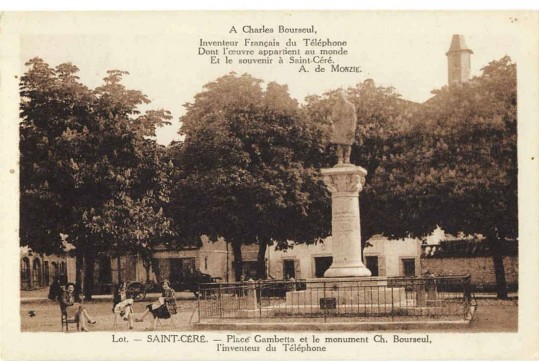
[{"xmin": 15, "ymin": 12, "xmax": 527, "ymax": 145}]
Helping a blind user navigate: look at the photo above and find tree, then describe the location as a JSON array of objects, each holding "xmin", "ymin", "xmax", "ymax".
[
  {"xmin": 304, "ymin": 61, "xmax": 516, "ymax": 299},
  {"xmin": 172, "ymin": 73, "xmax": 331, "ymax": 280},
  {"xmin": 412, "ymin": 56, "xmax": 517, "ymax": 298},
  {"xmin": 20, "ymin": 58, "xmax": 173, "ymax": 298}
]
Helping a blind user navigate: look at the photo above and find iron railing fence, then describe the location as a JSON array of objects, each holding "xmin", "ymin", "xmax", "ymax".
[{"xmin": 197, "ymin": 275, "xmax": 477, "ymax": 322}]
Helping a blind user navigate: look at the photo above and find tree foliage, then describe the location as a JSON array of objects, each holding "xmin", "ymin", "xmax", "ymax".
[
  {"xmin": 172, "ymin": 73, "xmax": 331, "ymax": 280},
  {"xmin": 20, "ymin": 58, "xmax": 174, "ymax": 296},
  {"xmin": 20, "ymin": 55, "xmax": 517, "ymax": 298},
  {"xmin": 303, "ymin": 59, "xmax": 516, "ymax": 298},
  {"xmin": 413, "ymin": 57, "xmax": 517, "ymax": 298},
  {"xmin": 417, "ymin": 56, "xmax": 517, "ymax": 240}
]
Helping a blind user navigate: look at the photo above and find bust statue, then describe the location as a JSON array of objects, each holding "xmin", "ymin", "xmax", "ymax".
[{"xmin": 330, "ymin": 91, "xmax": 357, "ymax": 164}]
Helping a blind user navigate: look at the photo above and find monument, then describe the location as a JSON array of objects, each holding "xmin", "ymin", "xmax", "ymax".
[
  {"xmin": 281, "ymin": 91, "xmax": 401, "ymax": 310},
  {"xmin": 225, "ymin": 92, "xmax": 407, "ymax": 316},
  {"xmin": 322, "ymin": 91, "xmax": 371, "ymax": 277}
]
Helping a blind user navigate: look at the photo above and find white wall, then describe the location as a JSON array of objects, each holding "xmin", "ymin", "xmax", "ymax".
[
  {"xmin": 364, "ymin": 235, "xmax": 421, "ymax": 276},
  {"xmin": 267, "ymin": 235, "xmax": 422, "ymax": 279},
  {"xmin": 267, "ymin": 239, "xmax": 334, "ymax": 280},
  {"xmin": 199, "ymin": 237, "xmax": 230, "ymax": 281}
]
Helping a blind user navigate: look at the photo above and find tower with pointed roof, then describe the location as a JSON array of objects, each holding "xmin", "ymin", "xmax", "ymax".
[{"xmin": 446, "ymin": 34, "xmax": 474, "ymax": 85}]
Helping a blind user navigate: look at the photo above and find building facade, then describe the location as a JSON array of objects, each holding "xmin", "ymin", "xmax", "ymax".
[
  {"xmin": 265, "ymin": 236, "xmax": 423, "ymax": 280},
  {"xmin": 20, "ymin": 248, "xmax": 75, "ymax": 290}
]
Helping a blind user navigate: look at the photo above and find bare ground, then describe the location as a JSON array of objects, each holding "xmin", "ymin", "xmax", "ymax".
[{"xmin": 20, "ymin": 298, "xmax": 517, "ymax": 333}]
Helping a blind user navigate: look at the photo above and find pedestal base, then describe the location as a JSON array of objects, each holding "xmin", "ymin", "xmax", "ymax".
[
  {"xmin": 324, "ymin": 265, "xmax": 372, "ymax": 278},
  {"xmin": 285, "ymin": 285, "xmax": 404, "ymax": 307}
]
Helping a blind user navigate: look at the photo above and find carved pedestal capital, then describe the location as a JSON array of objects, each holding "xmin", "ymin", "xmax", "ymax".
[{"xmin": 321, "ymin": 165, "xmax": 367, "ymax": 195}]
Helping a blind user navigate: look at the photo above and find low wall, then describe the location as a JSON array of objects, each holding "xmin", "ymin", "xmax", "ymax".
[{"xmin": 421, "ymin": 256, "xmax": 518, "ymax": 290}]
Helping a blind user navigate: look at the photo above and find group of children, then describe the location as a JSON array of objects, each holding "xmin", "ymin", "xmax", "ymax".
[
  {"xmin": 113, "ymin": 280, "xmax": 177, "ymax": 330},
  {"xmin": 50, "ymin": 278, "xmax": 176, "ymax": 332}
]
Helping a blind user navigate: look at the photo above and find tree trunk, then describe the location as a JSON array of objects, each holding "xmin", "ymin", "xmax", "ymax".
[
  {"xmin": 143, "ymin": 255, "xmax": 152, "ymax": 283},
  {"xmin": 117, "ymin": 256, "xmax": 122, "ymax": 283},
  {"xmin": 83, "ymin": 248, "xmax": 96, "ymax": 300},
  {"xmin": 231, "ymin": 240, "xmax": 243, "ymax": 282},
  {"xmin": 489, "ymin": 236, "xmax": 508, "ymax": 299},
  {"xmin": 143, "ymin": 263, "xmax": 151, "ymax": 283},
  {"xmin": 140, "ymin": 248, "xmax": 154, "ymax": 283},
  {"xmin": 256, "ymin": 240, "xmax": 268, "ymax": 279},
  {"xmin": 151, "ymin": 257, "xmax": 160, "ymax": 283},
  {"xmin": 75, "ymin": 249, "xmax": 84, "ymax": 302}
]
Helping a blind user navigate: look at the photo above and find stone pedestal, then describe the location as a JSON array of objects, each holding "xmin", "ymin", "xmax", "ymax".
[
  {"xmin": 321, "ymin": 164, "xmax": 371, "ymax": 277},
  {"xmin": 244, "ymin": 279, "xmax": 258, "ymax": 310}
]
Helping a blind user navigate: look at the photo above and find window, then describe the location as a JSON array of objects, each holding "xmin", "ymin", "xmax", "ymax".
[
  {"xmin": 204, "ymin": 256, "xmax": 208, "ymax": 270},
  {"xmin": 402, "ymin": 258, "xmax": 416, "ymax": 277},
  {"xmin": 21, "ymin": 258, "xmax": 30, "ymax": 289},
  {"xmin": 283, "ymin": 259, "xmax": 296, "ymax": 279},
  {"xmin": 59, "ymin": 261, "xmax": 66, "ymax": 276},
  {"xmin": 365, "ymin": 256, "xmax": 379, "ymax": 277},
  {"xmin": 32, "ymin": 258, "xmax": 42, "ymax": 286},
  {"xmin": 314, "ymin": 256, "xmax": 333, "ymax": 278},
  {"xmin": 59, "ymin": 261, "xmax": 67, "ymax": 284}
]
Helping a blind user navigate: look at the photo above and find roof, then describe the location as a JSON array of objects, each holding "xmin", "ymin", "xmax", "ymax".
[
  {"xmin": 422, "ymin": 238, "xmax": 517, "ymax": 258},
  {"xmin": 446, "ymin": 34, "xmax": 474, "ymax": 56}
]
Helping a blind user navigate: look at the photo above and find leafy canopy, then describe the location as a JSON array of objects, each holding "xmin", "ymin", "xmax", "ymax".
[{"xmin": 20, "ymin": 58, "xmax": 174, "ymax": 256}]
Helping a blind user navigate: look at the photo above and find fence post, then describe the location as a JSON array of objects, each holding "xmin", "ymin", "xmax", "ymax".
[
  {"xmin": 218, "ymin": 284, "xmax": 223, "ymax": 318},
  {"xmin": 258, "ymin": 281, "xmax": 262, "ymax": 319},
  {"xmin": 245, "ymin": 279, "xmax": 257, "ymax": 312},
  {"xmin": 390, "ymin": 282, "xmax": 394, "ymax": 320},
  {"xmin": 463, "ymin": 275, "xmax": 471, "ymax": 319},
  {"xmin": 323, "ymin": 282, "xmax": 327, "ymax": 323},
  {"xmin": 197, "ymin": 285, "xmax": 201, "ymax": 322}
]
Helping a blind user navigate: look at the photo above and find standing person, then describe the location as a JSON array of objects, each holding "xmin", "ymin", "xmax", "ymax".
[
  {"xmin": 135, "ymin": 280, "xmax": 175, "ymax": 330},
  {"xmin": 48, "ymin": 277, "xmax": 62, "ymax": 301},
  {"xmin": 112, "ymin": 282, "xmax": 134, "ymax": 329},
  {"xmin": 60, "ymin": 283, "xmax": 97, "ymax": 332}
]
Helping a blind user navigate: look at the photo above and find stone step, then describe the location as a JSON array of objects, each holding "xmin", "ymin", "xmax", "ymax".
[{"xmin": 285, "ymin": 287, "xmax": 405, "ymax": 306}]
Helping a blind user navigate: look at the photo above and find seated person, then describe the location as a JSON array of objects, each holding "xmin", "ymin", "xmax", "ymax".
[
  {"xmin": 60, "ymin": 283, "xmax": 96, "ymax": 332},
  {"xmin": 135, "ymin": 280, "xmax": 175, "ymax": 330},
  {"xmin": 112, "ymin": 282, "xmax": 134, "ymax": 329}
]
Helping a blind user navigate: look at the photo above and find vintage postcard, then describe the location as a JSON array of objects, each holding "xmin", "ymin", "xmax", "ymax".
[{"xmin": 1, "ymin": 10, "xmax": 538, "ymax": 360}]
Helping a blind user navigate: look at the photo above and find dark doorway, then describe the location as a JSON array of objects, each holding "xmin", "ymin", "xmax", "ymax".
[
  {"xmin": 170, "ymin": 258, "xmax": 196, "ymax": 282},
  {"xmin": 402, "ymin": 258, "xmax": 416, "ymax": 277},
  {"xmin": 51, "ymin": 262, "xmax": 59, "ymax": 279},
  {"xmin": 283, "ymin": 259, "xmax": 296, "ymax": 279},
  {"xmin": 43, "ymin": 261, "xmax": 50, "ymax": 286},
  {"xmin": 59, "ymin": 261, "xmax": 67, "ymax": 284},
  {"xmin": 241, "ymin": 261, "xmax": 258, "ymax": 280},
  {"xmin": 314, "ymin": 256, "xmax": 333, "ymax": 278},
  {"xmin": 21, "ymin": 257, "xmax": 30, "ymax": 290},
  {"xmin": 98, "ymin": 255, "xmax": 112, "ymax": 284},
  {"xmin": 365, "ymin": 256, "xmax": 379, "ymax": 277},
  {"xmin": 32, "ymin": 258, "xmax": 42, "ymax": 287}
]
